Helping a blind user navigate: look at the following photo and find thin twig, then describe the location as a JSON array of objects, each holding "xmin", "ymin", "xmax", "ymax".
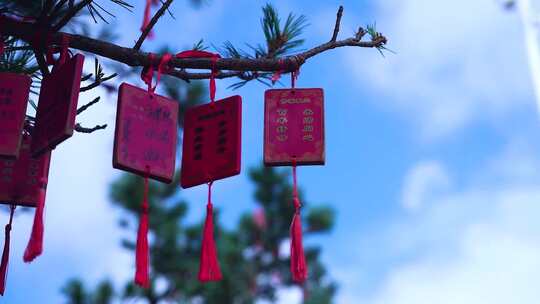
[
  {"xmin": 133, "ymin": 0, "xmax": 174, "ymax": 50},
  {"xmin": 53, "ymin": 0, "xmax": 93, "ymax": 31},
  {"xmin": 80, "ymin": 73, "xmax": 117, "ymax": 92},
  {"xmin": 75, "ymin": 123, "xmax": 107, "ymax": 133},
  {"xmin": 330, "ymin": 6, "xmax": 343, "ymax": 42},
  {"xmin": 76, "ymin": 96, "xmax": 101, "ymax": 115}
]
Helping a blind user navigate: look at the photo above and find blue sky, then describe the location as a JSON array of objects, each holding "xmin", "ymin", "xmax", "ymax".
[{"xmin": 4, "ymin": 0, "xmax": 540, "ymax": 303}]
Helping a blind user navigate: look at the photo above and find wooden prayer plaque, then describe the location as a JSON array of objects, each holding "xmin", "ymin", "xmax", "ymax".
[
  {"xmin": 264, "ymin": 88, "xmax": 325, "ymax": 166},
  {"xmin": 180, "ymin": 96, "xmax": 242, "ymax": 188},
  {"xmin": 0, "ymin": 73, "xmax": 31, "ymax": 158},
  {"xmin": 113, "ymin": 83, "xmax": 179, "ymax": 183},
  {"xmin": 31, "ymin": 54, "xmax": 84, "ymax": 157},
  {"xmin": 0, "ymin": 135, "xmax": 51, "ymax": 207}
]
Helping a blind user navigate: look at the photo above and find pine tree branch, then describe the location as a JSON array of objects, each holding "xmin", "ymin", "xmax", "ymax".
[
  {"xmin": 1, "ymin": 7, "xmax": 387, "ymax": 81},
  {"xmin": 53, "ymin": 0, "xmax": 93, "ymax": 31},
  {"xmin": 80, "ymin": 73, "xmax": 117, "ymax": 91},
  {"xmin": 133, "ymin": 0, "xmax": 174, "ymax": 51}
]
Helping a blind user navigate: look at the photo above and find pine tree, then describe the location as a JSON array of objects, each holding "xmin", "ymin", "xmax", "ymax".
[{"xmin": 62, "ymin": 163, "xmax": 336, "ymax": 303}]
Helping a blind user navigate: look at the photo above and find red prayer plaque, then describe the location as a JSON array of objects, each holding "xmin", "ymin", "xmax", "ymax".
[
  {"xmin": 31, "ymin": 54, "xmax": 84, "ymax": 157},
  {"xmin": 0, "ymin": 73, "xmax": 31, "ymax": 159},
  {"xmin": 264, "ymin": 88, "xmax": 325, "ymax": 166},
  {"xmin": 180, "ymin": 96, "xmax": 242, "ymax": 188},
  {"xmin": 0, "ymin": 135, "xmax": 51, "ymax": 207},
  {"xmin": 113, "ymin": 83, "xmax": 179, "ymax": 183}
]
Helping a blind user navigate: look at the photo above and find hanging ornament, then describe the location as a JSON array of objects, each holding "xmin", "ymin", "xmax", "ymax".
[
  {"xmin": 113, "ymin": 83, "xmax": 179, "ymax": 182},
  {"xmin": 113, "ymin": 53, "xmax": 178, "ymax": 288},
  {"xmin": 31, "ymin": 35, "xmax": 84, "ymax": 157},
  {"xmin": 180, "ymin": 95, "xmax": 242, "ymax": 188},
  {"xmin": 264, "ymin": 70, "xmax": 325, "ymax": 284},
  {"xmin": 0, "ymin": 73, "xmax": 31, "ymax": 159},
  {"xmin": 178, "ymin": 50, "xmax": 241, "ymax": 282},
  {"xmin": 0, "ymin": 134, "xmax": 51, "ymax": 295}
]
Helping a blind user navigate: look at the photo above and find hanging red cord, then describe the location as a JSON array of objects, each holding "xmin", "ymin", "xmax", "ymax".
[
  {"xmin": 290, "ymin": 159, "xmax": 307, "ymax": 283},
  {"xmin": 175, "ymin": 50, "xmax": 221, "ymax": 103},
  {"xmin": 141, "ymin": 53, "xmax": 172, "ymax": 94},
  {"xmin": 0, "ymin": 205, "xmax": 16, "ymax": 295}
]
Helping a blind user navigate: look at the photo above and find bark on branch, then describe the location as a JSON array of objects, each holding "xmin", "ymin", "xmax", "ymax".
[{"xmin": 0, "ymin": 6, "xmax": 387, "ymax": 82}]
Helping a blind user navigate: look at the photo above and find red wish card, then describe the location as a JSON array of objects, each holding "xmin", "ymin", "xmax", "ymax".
[
  {"xmin": 0, "ymin": 135, "xmax": 51, "ymax": 207},
  {"xmin": 0, "ymin": 73, "xmax": 31, "ymax": 158},
  {"xmin": 31, "ymin": 54, "xmax": 84, "ymax": 157},
  {"xmin": 180, "ymin": 96, "xmax": 242, "ymax": 188},
  {"xmin": 113, "ymin": 83, "xmax": 179, "ymax": 183},
  {"xmin": 264, "ymin": 88, "xmax": 325, "ymax": 166}
]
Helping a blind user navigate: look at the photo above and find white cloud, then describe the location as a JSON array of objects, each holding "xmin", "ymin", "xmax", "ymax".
[
  {"xmin": 347, "ymin": 0, "xmax": 535, "ymax": 139},
  {"xmin": 335, "ymin": 139, "xmax": 540, "ymax": 304},
  {"xmin": 360, "ymin": 187, "xmax": 540, "ymax": 304},
  {"xmin": 401, "ymin": 160, "xmax": 451, "ymax": 211}
]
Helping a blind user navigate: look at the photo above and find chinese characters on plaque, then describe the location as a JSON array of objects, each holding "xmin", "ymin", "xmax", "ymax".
[
  {"xmin": 180, "ymin": 96, "xmax": 242, "ymax": 188},
  {"xmin": 0, "ymin": 73, "xmax": 31, "ymax": 158},
  {"xmin": 31, "ymin": 54, "xmax": 85, "ymax": 157},
  {"xmin": 113, "ymin": 83, "xmax": 179, "ymax": 183},
  {"xmin": 264, "ymin": 88, "xmax": 325, "ymax": 166},
  {"xmin": 0, "ymin": 135, "xmax": 51, "ymax": 207}
]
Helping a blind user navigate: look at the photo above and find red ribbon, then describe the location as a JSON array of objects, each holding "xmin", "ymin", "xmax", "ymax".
[
  {"xmin": 198, "ymin": 181, "xmax": 222, "ymax": 282},
  {"xmin": 291, "ymin": 70, "xmax": 298, "ymax": 89},
  {"xmin": 47, "ymin": 34, "xmax": 70, "ymax": 67},
  {"xmin": 135, "ymin": 172, "xmax": 150, "ymax": 288},
  {"xmin": 32, "ymin": 32, "xmax": 70, "ymax": 68},
  {"xmin": 141, "ymin": 53, "xmax": 172, "ymax": 93},
  {"xmin": 175, "ymin": 50, "xmax": 221, "ymax": 103},
  {"xmin": 0, "ymin": 206, "xmax": 15, "ymax": 296},
  {"xmin": 271, "ymin": 59, "xmax": 285, "ymax": 84},
  {"xmin": 271, "ymin": 59, "xmax": 300, "ymax": 89},
  {"xmin": 140, "ymin": 0, "xmax": 159, "ymax": 39},
  {"xmin": 290, "ymin": 159, "xmax": 307, "ymax": 283}
]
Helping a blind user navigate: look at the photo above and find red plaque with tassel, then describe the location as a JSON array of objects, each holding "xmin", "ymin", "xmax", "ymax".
[
  {"xmin": 263, "ymin": 86, "xmax": 325, "ymax": 284},
  {"xmin": 264, "ymin": 88, "xmax": 324, "ymax": 166},
  {"xmin": 180, "ymin": 95, "xmax": 242, "ymax": 188},
  {"xmin": 113, "ymin": 83, "xmax": 179, "ymax": 183},
  {"xmin": 31, "ymin": 54, "xmax": 84, "ymax": 157},
  {"xmin": 0, "ymin": 73, "xmax": 31, "ymax": 159},
  {"xmin": 0, "ymin": 135, "xmax": 51, "ymax": 295}
]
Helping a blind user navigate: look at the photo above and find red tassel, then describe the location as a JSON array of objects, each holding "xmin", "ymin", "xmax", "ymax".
[
  {"xmin": 0, "ymin": 206, "xmax": 16, "ymax": 296},
  {"xmin": 290, "ymin": 162, "xmax": 307, "ymax": 283},
  {"xmin": 135, "ymin": 176, "xmax": 150, "ymax": 288},
  {"xmin": 23, "ymin": 183, "xmax": 46, "ymax": 263},
  {"xmin": 198, "ymin": 182, "xmax": 222, "ymax": 282}
]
